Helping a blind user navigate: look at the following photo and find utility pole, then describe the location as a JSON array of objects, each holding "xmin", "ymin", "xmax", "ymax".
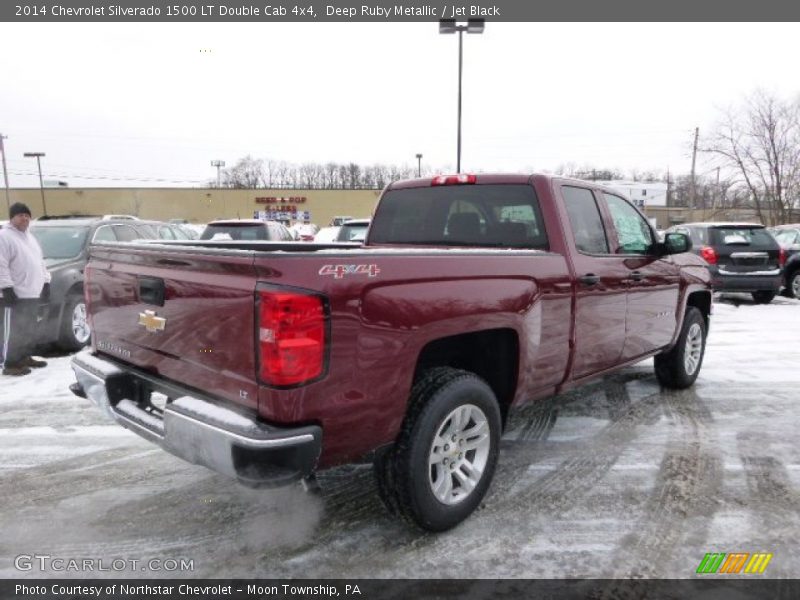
[
  {"xmin": 666, "ymin": 167, "xmax": 672, "ymax": 208},
  {"xmin": 23, "ymin": 152, "xmax": 47, "ymax": 216},
  {"xmin": 689, "ymin": 127, "xmax": 699, "ymax": 213},
  {"xmin": 0, "ymin": 134, "xmax": 10, "ymax": 212}
]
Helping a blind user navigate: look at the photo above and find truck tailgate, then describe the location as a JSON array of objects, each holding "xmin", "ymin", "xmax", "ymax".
[{"xmin": 86, "ymin": 244, "xmax": 261, "ymax": 411}]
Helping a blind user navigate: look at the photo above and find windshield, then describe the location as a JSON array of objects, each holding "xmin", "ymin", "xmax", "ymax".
[
  {"xmin": 31, "ymin": 226, "xmax": 89, "ymax": 259},
  {"xmin": 369, "ymin": 184, "xmax": 549, "ymax": 249}
]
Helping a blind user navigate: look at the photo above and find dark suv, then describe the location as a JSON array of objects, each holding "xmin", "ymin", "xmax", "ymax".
[
  {"xmin": 667, "ymin": 222, "xmax": 784, "ymax": 304},
  {"xmin": 769, "ymin": 224, "xmax": 800, "ymax": 298},
  {"xmin": 29, "ymin": 216, "xmax": 177, "ymax": 350}
]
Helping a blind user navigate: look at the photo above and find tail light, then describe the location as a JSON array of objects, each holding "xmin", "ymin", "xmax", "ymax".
[
  {"xmin": 257, "ymin": 289, "xmax": 327, "ymax": 387},
  {"xmin": 700, "ymin": 245, "xmax": 717, "ymax": 265},
  {"xmin": 432, "ymin": 174, "xmax": 477, "ymax": 186},
  {"xmin": 779, "ymin": 247, "xmax": 787, "ymax": 267}
]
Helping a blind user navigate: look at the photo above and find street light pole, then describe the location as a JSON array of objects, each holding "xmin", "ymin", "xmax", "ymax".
[
  {"xmin": 416, "ymin": 153, "xmax": 423, "ymax": 177},
  {"xmin": 0, "ymin": 134, "xmax": 10, "ymax": 213},
  {"xmin": 211, "ymin": 160, "xmax": 225, "ymax": 188},
  {"xmin": 439, "ymin": 19, "xmax": 484, "ymax": 173},
  {"xmin": 23, "ymin": 152, "xmax": 47, "ymax": 216}
]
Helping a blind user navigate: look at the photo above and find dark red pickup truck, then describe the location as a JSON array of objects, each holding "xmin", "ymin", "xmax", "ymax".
[{"xmin": 71, "ymin": 173, "xmax": 711, "ymax": 531}]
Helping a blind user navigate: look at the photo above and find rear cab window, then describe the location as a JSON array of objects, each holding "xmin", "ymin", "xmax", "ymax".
[{"xmin": 368, "ymin": 184, "xmax": 548, "ymax": 249}]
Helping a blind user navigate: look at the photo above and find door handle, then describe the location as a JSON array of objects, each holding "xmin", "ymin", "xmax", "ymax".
[
  {"xmin": 579, "ymin": 274, "xmax": 600, "ymax": 286},
  {"xmin": 629, "ymin": 271, "xmax": 645, "ymax": 282}
]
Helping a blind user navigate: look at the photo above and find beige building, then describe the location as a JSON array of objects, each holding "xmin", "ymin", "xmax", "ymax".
[
  {"xmin": 4, "ymin": 188, "xmax": 381, "ymax": 227},
  {"xmin": 4, "ymin": 187, "xmax": 781, "ymax": 232}
]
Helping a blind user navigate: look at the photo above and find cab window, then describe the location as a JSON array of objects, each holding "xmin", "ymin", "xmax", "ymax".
[
  {"xmin": 562, "ymin": 186, "xmax": 609, "ymax": 254},
  {"xmin": 604, "ymin": 193, "xmax": 653, "ymax": 254}
]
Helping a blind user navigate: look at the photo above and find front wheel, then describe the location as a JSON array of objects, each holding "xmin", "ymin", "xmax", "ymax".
[
  {"xmin": 654, "ymin": 307, "xmax": 707, "ymax": 389},
  {"xmin": 752, "ymin": 290, "xmax": 776, "ymax": 304},
  {"xmin": 375, "ymin": 367, "xmax": 501, "ymax": 532},
  {"xmin": 58, "ymin": 294, "xmax": 91, "ymax": 351}
]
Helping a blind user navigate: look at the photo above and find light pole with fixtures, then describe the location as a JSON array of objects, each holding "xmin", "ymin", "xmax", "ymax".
[
  {"xmin": 211, "ymin": 160, "xmax": 225, "ymax": 188},
  {"xmin": 416, "ymin": 153, "xmax": 423, "ymax": 177},
  {"xmin": 23, "ymin": 152, "xmax": 47, "ymax": 216},
  {"xmin": 439, "ymin": 18, "xmax": 484, "ymax": 173},
  {"xmin": 0, "ymin": 134, "xmax": 10, "ymax": 212}
]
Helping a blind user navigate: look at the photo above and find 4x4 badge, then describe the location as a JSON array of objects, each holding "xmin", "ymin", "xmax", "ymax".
[{"xmin": 138, "ymin": 310, "xmax": 166, "ymax": 333}]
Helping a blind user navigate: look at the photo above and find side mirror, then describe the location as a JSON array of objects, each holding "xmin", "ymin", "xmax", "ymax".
[{"xmin": 663, "ymin": 232, "xmax": 692, "ymax": 255}]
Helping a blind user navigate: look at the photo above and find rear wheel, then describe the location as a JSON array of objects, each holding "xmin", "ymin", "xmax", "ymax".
[
  {"xmin": 654, "ymin": 307, "xmax": 706, "ymax": 389},
  {"xmin": 58, "ymin": 293, "xmax": 91, "ymax": 351},
  {"xmin": 374, "ymin": 367, "xmax": 501, "ymax": 531},
  {"xmin": 751, "ymin": 290, "xmax": 776, "ymax": 304}
]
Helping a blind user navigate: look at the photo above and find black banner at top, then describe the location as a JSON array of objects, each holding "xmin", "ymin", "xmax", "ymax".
[{"xmin": 3, "ymin": 0, "xmax": 800, "ymax": 22}]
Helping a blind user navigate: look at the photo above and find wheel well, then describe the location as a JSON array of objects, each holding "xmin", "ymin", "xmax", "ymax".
[
  {"xmin": 59, "ymin": 283, "xmax": 85, "ymax": 322},
  {"xmin": 414, "ymin": 329, "xmax": 519, "ymax": 427},
  {"xmin": 686, "ymin": 290, "xmax": 711, "ymax": 326}
]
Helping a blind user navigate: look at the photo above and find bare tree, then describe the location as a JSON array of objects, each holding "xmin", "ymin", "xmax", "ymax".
[
  {"xmin": 223, "ymin": 155, "xmax": 265, "ymax": 188},
  {"xmin": 703, "ymin": 90, "xmax": 800, "ymax": 225}
]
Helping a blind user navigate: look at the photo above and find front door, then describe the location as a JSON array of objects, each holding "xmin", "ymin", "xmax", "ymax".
[
  {"xmin": 601, "ymin": 192, "xmax": 681, "ymax": 359},
  {"xmin": 559, "ymin": 184, "xmax": 629, "ymax": 379}
]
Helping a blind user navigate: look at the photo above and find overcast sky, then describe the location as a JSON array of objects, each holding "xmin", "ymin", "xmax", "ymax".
[{"xmin": 1, "ymin": 22, "xmax": 799, "ymax": 188}]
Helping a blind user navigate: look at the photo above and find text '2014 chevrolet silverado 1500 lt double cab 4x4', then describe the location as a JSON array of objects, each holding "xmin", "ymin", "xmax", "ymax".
[{"xmin": 71, "ymin": 173, "xmax": 711, "ymax": 531}]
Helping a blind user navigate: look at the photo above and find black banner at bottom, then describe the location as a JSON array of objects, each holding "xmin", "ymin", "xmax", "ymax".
[{"xmin": 2, "ymin": 579, "xmax": 799, "ymax": 600}]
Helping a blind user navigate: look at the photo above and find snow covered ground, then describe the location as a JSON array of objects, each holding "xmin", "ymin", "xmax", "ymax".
[{"xmin": 1, "ymin": 293, "xmax": 799, "ymax": 579}]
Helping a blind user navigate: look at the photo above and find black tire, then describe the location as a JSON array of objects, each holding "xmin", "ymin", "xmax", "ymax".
[
  {"xmin": 654, "ymin": 307, "xmax": 706, "ymax": 390},
  {"xmin": 374, "ymin": 367, "xmax": 501, "ymax": 532},
  {"xmin": 751, "ymin": 290, "xmax": 776, "ymax": 304},
  {"xmin": 785, "ymin": 269, "xmax": 800, "ymax": 299},
  {"xmin": 58, "ymin": 293, "xmax": 91, "ymax": 351}
]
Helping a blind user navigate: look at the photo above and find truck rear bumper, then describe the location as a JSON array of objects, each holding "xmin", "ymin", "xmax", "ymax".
[{"xmin": 70, "ymin": 351, "xmax": 322, "ymax": 488}]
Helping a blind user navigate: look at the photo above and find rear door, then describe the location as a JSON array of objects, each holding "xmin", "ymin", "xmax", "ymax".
[
  {"xmin": 558, "ymin": 184, "xmax": 628, "ymax": 379},
  {"xmin": 712, "ymin": 225, "xmax": 781, "ymax": 273}
]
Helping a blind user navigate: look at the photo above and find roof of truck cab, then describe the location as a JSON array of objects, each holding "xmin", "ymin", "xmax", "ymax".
[{"xmin": 388, "ymin": 173, "xmax": 536, "ymax": 190}]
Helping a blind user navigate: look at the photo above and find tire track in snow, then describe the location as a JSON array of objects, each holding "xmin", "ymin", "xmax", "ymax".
[{"xmin": 600, "ymin": 389, "xmax": 722, "ymax": 583}]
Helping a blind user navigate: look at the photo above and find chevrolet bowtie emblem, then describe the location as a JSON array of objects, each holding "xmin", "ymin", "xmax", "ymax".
[{"xmin": 138, "ymin": 310, "xmax": 166, "ymax": 333}]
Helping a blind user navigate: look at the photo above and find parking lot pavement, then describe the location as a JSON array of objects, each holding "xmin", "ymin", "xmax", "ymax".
[{"xmin": 1, "ymin": 294, "xmax": 799, "ymax": 579}]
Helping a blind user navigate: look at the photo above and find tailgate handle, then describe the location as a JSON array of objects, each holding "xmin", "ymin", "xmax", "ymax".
[{"xmin": 139, "ymin": 277, "xmax": 166, "ymax": 306}]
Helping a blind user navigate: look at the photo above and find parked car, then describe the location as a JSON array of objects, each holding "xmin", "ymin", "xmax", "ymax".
[
  {"xmin": 769, "ymin": 224, "xmax": 800, "ymax": 298},
  {"xmin": 667, "ymin": 222, "xmax": 784, "ymax": 303},
  {"xmin": 29, "ymin": 216, "xmax": 164, "ymax": 350},
  {"xmin": 290, "ymin": 222, "xmax": 320, "ymax": 241},
  {"xmin": 314, "ymin": 226, "xmax": 341, "ymax": 242},
  {"xmin": 72, "ymin": 172, "xmax": 709, "ymax": 531},
  {"xmin": 335, "ymin": 218, "xmax": 370, "ymax": 242},
  {"xmin": 200, "ymin": 219, "xmax": 293, "ymax": 241},
  {"xmin": 330, "ymin": 215, "xmax": 354, "ymax": 226}
]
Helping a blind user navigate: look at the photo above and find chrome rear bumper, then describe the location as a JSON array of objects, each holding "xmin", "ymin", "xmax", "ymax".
[{"xmin": 71, "ymin": 351, "xmax": 322, "ymax": 487}]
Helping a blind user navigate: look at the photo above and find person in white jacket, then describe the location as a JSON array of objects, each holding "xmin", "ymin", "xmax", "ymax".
[{"xmin": 0, "ymin": 202, "xmax": 51, "ymax": 376}]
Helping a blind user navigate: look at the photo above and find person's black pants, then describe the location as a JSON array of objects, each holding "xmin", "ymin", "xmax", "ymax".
[{"xmin": 1, "ymin": 299, "xmax": 40, "ymax": 368}]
